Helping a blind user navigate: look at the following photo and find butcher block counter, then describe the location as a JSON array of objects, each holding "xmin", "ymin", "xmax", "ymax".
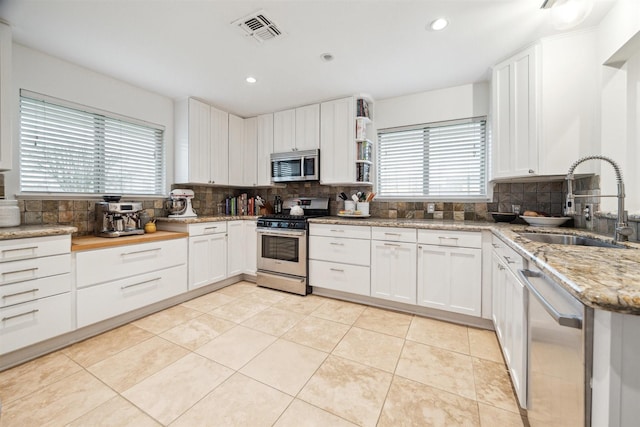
[{"xmin": 71, "ymin": 230, "xmax": 188, "ymax": 251}]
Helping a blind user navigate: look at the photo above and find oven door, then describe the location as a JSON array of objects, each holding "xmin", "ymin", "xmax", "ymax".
[{"xmin": 257, "ymin": 228, "xmax": 307, "ymax": 277}]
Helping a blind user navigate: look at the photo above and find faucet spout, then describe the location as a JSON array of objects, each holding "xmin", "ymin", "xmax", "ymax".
[{"xmin": 565, "ymin": 155, "xmax": 633, "ymax": 243}]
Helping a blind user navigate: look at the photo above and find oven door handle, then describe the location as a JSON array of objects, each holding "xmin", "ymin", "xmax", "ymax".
[{"xmin": 257, "ymin": 229, "xmax": 307, "ymax": 237}]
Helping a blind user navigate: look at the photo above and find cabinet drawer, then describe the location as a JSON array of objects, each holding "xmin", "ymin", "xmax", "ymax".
[
  {"xmin": 76, "ymin": 239, "xmax": 187, "ymax": 288},
  {"xmin": 309, "ymin": 236, "xmax": 370, "ymax": 266},
  {"xmin": 309, "ymin": 260, "xmax": 370, "ymax": 296},
  {"xmin": 418, "ymin": 229, "xmax": 481, "ymax": 248},
  {"xmin": 0, "ymin": 235, "xmax": 70, "ymax": 263},
  {"xmin": 1, "ymin": 273, "xmax": 71, "ymax": 308},
  {"xmin": 0, "ymin": 254, "xmax": 71, "ymax": 287},
  {"xmin": 77, "ymin": 264, "xmax": 188, "ymax": 328},
  {"xmin": 492, "ymin": 236, "xmax": 524, "ymax": 273},
  {"xmin": 0, "ymin": 292, "xmax": 72, "ymax": 355},
  {"xmin": 372, "ymin": 227, "xmax": 417, "ymax": 243},
  {"xmin": 309, "ymin": 223, "xmax": 371, "ymax": 239},
  {"xmin": 188, "ymin": 222, "xmax": 227, "ymax": 236}
]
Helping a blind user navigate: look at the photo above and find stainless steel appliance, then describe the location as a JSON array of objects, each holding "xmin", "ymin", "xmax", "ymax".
[
  {"xmin": 519, "ymin": 268, "xmax": 593, "ymax": 427},
  {"xmin": 166, "ymin": 188, "xmax": 197, "ymax": 218},
  {"xmin": 270, "ymin": 149, "xmax": 320, "ymax": 183},
  {"xmin": 256, "ymin": 197, "xmax": 329, "ymax": 295},
  {"xmin": 95, "ymin": 200, "xmax": 145, "ymax": 238}
]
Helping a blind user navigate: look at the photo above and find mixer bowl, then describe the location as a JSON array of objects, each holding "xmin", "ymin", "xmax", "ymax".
[{"xmin": 165, "ymin": 198, "xmax": 186, "ymax": 215}]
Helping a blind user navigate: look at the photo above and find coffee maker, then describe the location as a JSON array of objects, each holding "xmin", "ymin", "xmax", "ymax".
[
  {"xmin": 95, "ymin": 198, "xmax": 145, "ymax": 238},
  {"xmin": 166, "ymin": 189, "xmax": 197, "ymax": 218}
]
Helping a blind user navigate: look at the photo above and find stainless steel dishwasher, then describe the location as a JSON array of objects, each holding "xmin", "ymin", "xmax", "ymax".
[{"xmin": 519, "ymin": 268, "xmax": 593, "ymax": 427}]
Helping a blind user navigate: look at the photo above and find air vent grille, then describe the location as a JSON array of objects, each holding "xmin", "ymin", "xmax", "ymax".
[{"xmin": 233, "ymin": 10, "xmax": 285, "ymax": 43}]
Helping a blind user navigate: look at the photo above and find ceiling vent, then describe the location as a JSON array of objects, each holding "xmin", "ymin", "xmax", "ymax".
[{"xmin": 232, "ymin": 10, "xmax": 285, "ymax": 43}]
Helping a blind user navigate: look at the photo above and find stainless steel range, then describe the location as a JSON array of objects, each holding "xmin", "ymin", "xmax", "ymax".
[{"xmin": 256, "ymin": 197, "xmax": 329, "ymax": 295}]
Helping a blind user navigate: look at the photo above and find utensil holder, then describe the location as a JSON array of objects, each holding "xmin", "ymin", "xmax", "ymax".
[
  {"xmin": 344, "ymin": 200, "xmax": 356, "ymax": 212},
  {"xmin": 356, "ymin": 202, "xmax": 369, "ymax": 216}
]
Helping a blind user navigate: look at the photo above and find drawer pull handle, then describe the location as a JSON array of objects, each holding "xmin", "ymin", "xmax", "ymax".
[
  {"xmin": 492, "ymin": 243, "xmax": 500, "ymax": 248},
  {"xmin": 2, "ymin": 246, "xmax": 38, "ymax": 254},
  {"xmin": 203, "ymin": 227, "xmax": 219, "ymax": 233},
  {"xmin": 330, "ymin": 229, "xmax": 345, "ymax": 233},
  {"xmin": 384, "ymin": 232, "xmax": 401, "ymax": 236},
  {"xmin": 121, "ymin": 248, "xmax": 161, "ymax": 256},
  {"xmin": 503, "ymin": 256, "xmax": 517, "ymax": 264},
  {"xmin": 384, "ymin": 243, "xmax": 401, "ymax": 247},
  {"xmin": 121, "ymin": 277, "xmax": 161, "ymax": 290},
  {"xmin": 330, "ymin": 268, "xmax": 344, "ymax": 272},
  {"xmin": 2, "ymin": 288, "xmax": 40, "ymax": 299},
  {"xmin": 330, "ymin": 242, "xmax": 345, "ymax": 246},
  {"xmin": 498, "ymin": 264, "xmax": 506, "ymax": 271},
  {"xmin": 439, "ymin": 236, "xmax": 459, "ymax": 240},
  {"xmin": 2, "ymin": 267, "xmax": 39, "ymax": 277},
  {"xmin": 2, "ymin": 309, "xmax": 39, "ymax": 322}
]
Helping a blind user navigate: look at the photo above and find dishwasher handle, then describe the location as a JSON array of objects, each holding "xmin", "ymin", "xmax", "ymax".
[{"xmin": 518, "ymin": 269, "xmax": 582, "ymax": 329}]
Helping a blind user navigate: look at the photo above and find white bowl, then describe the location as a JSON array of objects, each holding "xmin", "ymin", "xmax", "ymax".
[{"xmin": 520, "ymin": 215, "xmax": 571, "ymax": 227}]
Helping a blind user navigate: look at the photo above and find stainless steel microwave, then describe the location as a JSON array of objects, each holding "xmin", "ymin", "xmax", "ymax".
[{"xmin": 270, "ymin": 149, "xmax": 320, "ymax": 182}]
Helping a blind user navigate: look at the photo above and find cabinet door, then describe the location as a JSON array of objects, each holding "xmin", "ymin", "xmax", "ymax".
[
  {"xmin": 370, "ymin": 240, "xmax": 416, "ymax": 304},
  {"xmin": 257, "ymin": 113, "xmax": 274, "ymax": 186},
  {"xmin": 491, "ymin": 251, "xmax": 507, "ymax": 344},
  {"xmin": 188, "ymin": 98, "xmax": 211, "ymax": 184},
  {"xmin": 417, "ymin": 244, "xmax": 482, "ymax": 316},
  {"xmin": 244, "ymin": 220, "xmax": 257, "ymax": 275},
  {"xmin": 492, "ymin": 62, "xmax": 512, "ymax": 178},
  {"xmin": 227, "ymin": 221, "xmax": 244, "ymax": 277},
  {"xmin": 243, "ymin": 117, "xmax": 258, "ymax": 187},
  {"xmin": 295, "ymin": 104, "xmax": 320, "ymax": 151},
  {"xmin": 320, "ymin": 97, "xmax": 355, "ymax": 184},
  {"xmin": 273, "ymin": 109, "xmax": 296, "ymax": 152},
  {"xmin": 210, "ymin": 106, "xmax": 229, "ymax": 185},
  {"xmin": 0, "ymin": 23, "xmax": 11, "ymax": 171},
  {"xmin": 505, "ymin": 267, "xmax": 526, "ymax": 408},
  {"xmin": 189, "ymin": 233, "xmax": 226, "ymax": 289},
  {"xmin": 228, "ymin": 114, "xmax": 245, "ymax": 186}
]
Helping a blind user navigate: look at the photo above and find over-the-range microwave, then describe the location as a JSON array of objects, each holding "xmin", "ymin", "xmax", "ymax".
[{"xmin": 270, "ymin": 149, "xmax": 320, "ymax": 183}]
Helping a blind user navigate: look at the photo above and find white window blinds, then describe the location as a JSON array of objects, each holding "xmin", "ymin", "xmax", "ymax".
[
  {"xmin": 19, "ymin": 90, "xmax": 165, "ymax": 195},
  {"xmin": 376, "ymin": 118, "xmax": 487, "ymax": 199}
]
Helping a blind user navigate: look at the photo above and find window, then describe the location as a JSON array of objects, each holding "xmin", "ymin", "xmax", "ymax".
[
  {"xmin": 376, "ymin": 117, "xmax": 487, "ymax": 199},
  {"xmin": 19, "ymin": 90, "xmax": 165, "ymax": 195}
]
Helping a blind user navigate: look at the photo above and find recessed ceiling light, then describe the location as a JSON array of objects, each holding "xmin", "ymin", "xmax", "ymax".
[
  {"xmin": 246, "ymin": 76, "xmax": 257, "ymax": 84},
  {"xmin": 321, "ymin": 53, "xmax": 334, "ymax": 62},
  {"xmin": 429, "ymin": 18, "xmax": 449, "ymax": 31}
]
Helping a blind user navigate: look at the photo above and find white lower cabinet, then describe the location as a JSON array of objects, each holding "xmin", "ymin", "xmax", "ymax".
[
  {"xmin": 227, "ymin": 220, "xmax": 244, "ymax": 277},
  {"xmin": 244, "ymin": 220, "xmax": 257, "ymax": 275},
  {"xmin": 370, "ymin": 227, "xmax": 417, "ymax": 304},
  {"xmin": 189, "ymin": 232, "xmax": 227, "ymax": 289}
]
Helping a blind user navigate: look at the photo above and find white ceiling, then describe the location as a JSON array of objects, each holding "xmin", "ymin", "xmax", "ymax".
[{"xmin": 0, "ymin": 0, "xmax": 616, "ymax": 117}]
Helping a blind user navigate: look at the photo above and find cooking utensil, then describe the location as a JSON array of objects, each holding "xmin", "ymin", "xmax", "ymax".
[
  {"xmin": 366, "ymin": 192, "xmax": 376, "ymax": 202},
  {"xmin": 351, "ymin": 194, "xmax": 359, "ymax": 203},
  {"xmin": 339, "ymin": 192, "xmax": 348, "ymax": 200}
]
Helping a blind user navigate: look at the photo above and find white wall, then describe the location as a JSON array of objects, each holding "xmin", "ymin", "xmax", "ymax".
[
  {"xmin": 375, "ymin": 83, "xmax": 490, "ymax": 130},
  {"xmin": 5, "ymin": 43, "xmax": 175, "ymax": 198}
]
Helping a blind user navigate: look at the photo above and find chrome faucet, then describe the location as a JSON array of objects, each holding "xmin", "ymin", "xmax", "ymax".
[{"xmin": 565, "ymin": 155, "xmax": 633, "ymax": 243}]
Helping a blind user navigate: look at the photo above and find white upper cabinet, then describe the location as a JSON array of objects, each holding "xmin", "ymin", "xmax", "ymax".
[
  {"xmin": 320, "ymin": 97, "xmax": 355, "ymax": 185},
  {"xmin": 243, "ymin": 117, "xmax": 257, "ymax": 187},
  {"xmin": 174, "ymin": 98, "xmax": 228, "ymax": 185},
  {"xmin": 273, "ymin": 104, "xmax": 319, "ymax": 152},
  {"xmin": 228, "ymin": 113, "xmax": 245, "ymax": 186},
  {"xmin": 256, "ymin": 113, "xmax": 273, "ymax": 186},
  {"xmin": 0, "ymin": 23, "xmax": 12, "ymax": 171}
]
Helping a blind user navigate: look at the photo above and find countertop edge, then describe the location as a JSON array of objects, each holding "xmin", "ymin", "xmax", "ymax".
[
  {"xmin": 71, "ymin": 231, "xmax": 189, "ymax": 251},
  {"xmin": 0, "ymin": 225, "xmax": 78, "ymax": 240}
]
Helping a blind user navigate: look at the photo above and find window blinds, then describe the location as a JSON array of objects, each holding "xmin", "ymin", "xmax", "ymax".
[
  {"xmin": 377, "ymin": 118, "xmax": 487, "ymax": 199},
  {"xmin": 19, "ymin": 90, "xmax": 165, "ymax": 195}
]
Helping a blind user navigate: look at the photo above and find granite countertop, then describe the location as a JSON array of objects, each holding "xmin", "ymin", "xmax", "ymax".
[
  {"xmin": 309, "ymin": 216, "xmax": 640, "ymax": 315},
  {"xmin": 156, "ymin": 216, "xmax": 259, "ymax": 223},
  {"xmin": 0, "ymin": 224, "xmax": 78, "ymax": 240}
]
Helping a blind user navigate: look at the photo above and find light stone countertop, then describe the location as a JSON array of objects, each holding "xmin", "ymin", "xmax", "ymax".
[
  {"xmin": 0, "ymin": 224, "xmax": 78, "ymax": 240},
  {"xmin": 308, "ymin": 216, "xmax": 640, "ymax": 315},
  {"xmin": 155, "ymin": 216, "xmax": 259, "ymax": 224}
]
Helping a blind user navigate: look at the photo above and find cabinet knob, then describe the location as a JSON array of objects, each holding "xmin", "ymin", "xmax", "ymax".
[{"xmin": 528, "ymin": 169, "xmax": 535, "ymax": 174}]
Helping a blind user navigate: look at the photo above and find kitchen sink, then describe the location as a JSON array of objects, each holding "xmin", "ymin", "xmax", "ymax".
[{"xmin": 518, "ymin": 232, "xmax": 627, "ymax": 249}]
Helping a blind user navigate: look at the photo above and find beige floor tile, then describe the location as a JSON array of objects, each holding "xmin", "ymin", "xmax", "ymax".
[
  {"xmin": 216, "ymin": 281, "xmax": 259, "ymax": 298},
  {"xmin": 171, "ymin": 373, "xmax": 292, "ymax": 427},
  {"xmin": 180, "ymin": 291, "xmax": 236, "ymax": 312},
  {"xmin": 160, "ymin": 313, "xmax": 235, "ymax": 350},
  {"xmin": 473, "ymin": 357, "xmax": 520, "ymax": 413},
  {"xmin": 396, "ymin": 340, "xmax": 476, "ymax": 400},
  {"xmin": 123, "ymin": 353, "xmax": 234, "ymax": 425},
  {"xmin": 310, "ymin": 298, "xmax": 366, "ymax": 325},
  {"xmin": 0, "ymin": 351, "xmax": 82, "ymax": 405},
  {"xmin": 63, "ymin": 323, "xmax": 153, "ymax": 367},
  {"xmin": 378, "ymin": 376, "xmax": 481, "ymax": 427},
  {"xmin": 87, "ymin": 336, "xmax": 189, "ymax": 392},
  {"xmin": 196, "ymin": 325, "xmax": 277, "ymax": 370},
  {"xmin": 242, "ymin": 286, "xmax": 289, "ymax": 305},
  {"xmin": 478, "ymin": 403, "xmax": 526, "ymax": 427},
  {"xmin": 298, "ymin": 355, "xmax": 393, "ymax": 427},
  {"xmin": 353, "ymin": 306, "xmax": 413, "ymax": 338},
  {"xmin": 407, "ymin": 316, "xmax": 470, "ymax": 354},
  {"xmin": 240, "ymin": 339, "xmax": 328, "ymax": 395},
  {"xmin": 282, "ymin": 315, "xmax": 351, "ymax": 352},
  {"xmin": 132, "ymin": 304, "xmax": 203, "ymax": 334},
  {"xmin": 66, "ymin": 395, "xmax": 161, "ymax": 427},
  {"xmin": 332, "ymin": 327, "xmax": 404, "ymax": 373},
  {"xmin": 241, "ymin": 306, "xmax": 306, "ymax": 336},
  {"xmin": 469, "ymin": 328, "xmax": 504, "ymax": 363},
  {"xmin": 272, "ymin": 293, "xmax": 327, "ymax": 315},
  {"xmin": 1, "ymin": 370, "xmax": 115, "ymax": 427},
  {"xmin": 274, "ymin": 399, "xmax": 358, "ymax": 427},
  {"xmin": 209, "ymin": 297, "xmax": 270, "ymax": 323}
]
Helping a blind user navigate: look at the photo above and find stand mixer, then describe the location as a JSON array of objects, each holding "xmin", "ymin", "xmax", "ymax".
[{"xmin": 166, "ymin": 189, "xmax": 197, "ymax": 218}]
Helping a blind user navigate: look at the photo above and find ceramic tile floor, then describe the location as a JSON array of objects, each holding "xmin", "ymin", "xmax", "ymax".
[{"xmin": 0, "ymin": 281, "xmax": 528, "ymax": 427}]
